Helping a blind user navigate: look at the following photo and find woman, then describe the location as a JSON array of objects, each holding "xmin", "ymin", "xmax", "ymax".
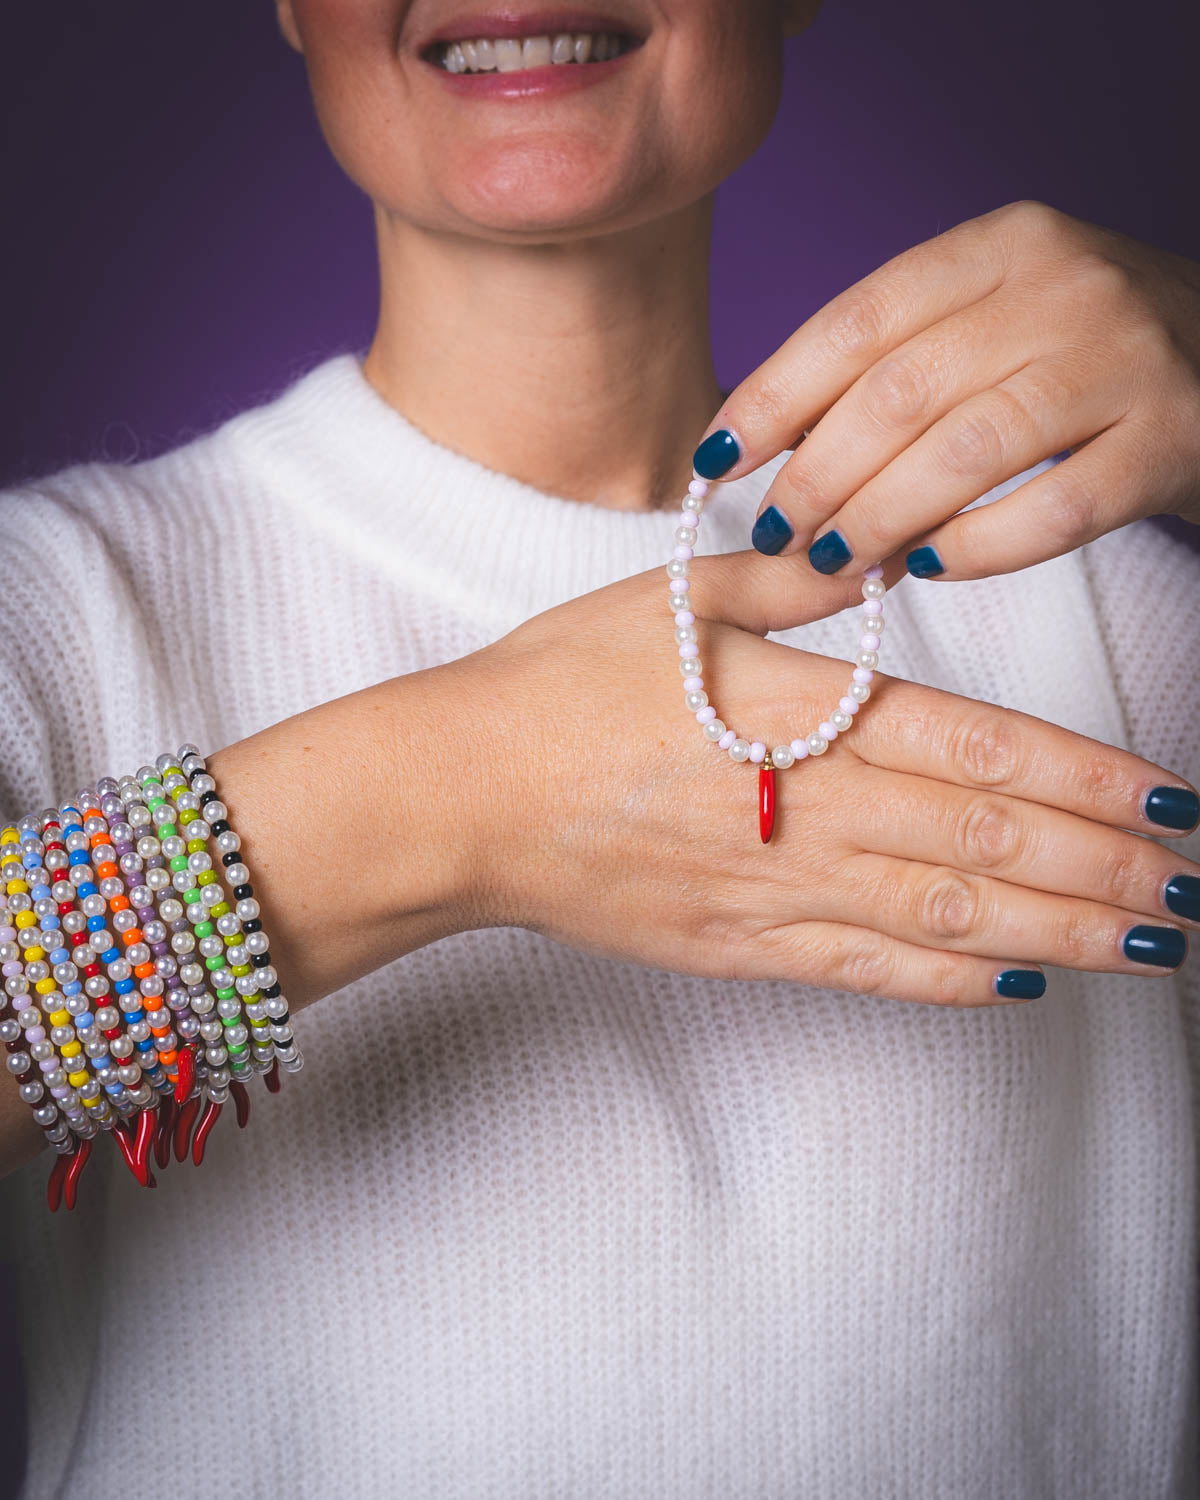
[{"xmin": 2, "ymin": 2, "xmax": 1199, "ymax": 1495}]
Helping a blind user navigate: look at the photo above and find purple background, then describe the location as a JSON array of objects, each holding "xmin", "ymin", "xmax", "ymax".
[{"xmin": 1, "ymin": 0, "xmax": 1196, "ymax": 1491}]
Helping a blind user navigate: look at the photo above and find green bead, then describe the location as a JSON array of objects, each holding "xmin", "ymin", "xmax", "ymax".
[
  {"xmin": 147, "ymin": 796, "xmax": 165, "ymax": 811},
  {"xmin": 220, "ymin": 1012, "xmax": 241, "ymax": 1028},
  {"xmin": 169, "ymin": 855, "xmax": 188, "ymax": 872},
  {"xmin": 215, "ymin": 986, "xmax": 235, "ymax": 1001},
  {"xmin": 227, "ymin": 1042, "xmax": 249, "ymax": 1057},
  {"xmin": 195, "ymin": 921, "xmax": 213, "ymax": 938},
  {"xmin": 205, "ymin": 955, "xmax": 224, "ymax": 971},
  {"xmin": 157, "ymin": 823, "xmax": 177, "ymax": 839},
  {"xmin": 183, "ymin": 888, "xmax": 202, "ymax": 905}
]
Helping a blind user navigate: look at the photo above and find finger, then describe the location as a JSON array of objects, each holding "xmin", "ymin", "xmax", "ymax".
[
  {"xmin": 897, "ymin": 420, "xmax": 1166, "ymax": 581},
  {"xmin": 840, "ymin": 762, "xmax": 1200, "ymax": 929},
  {"xmin": 845, "ymin": 677, "xmax": 1200, "ymax": 837},
  {"xmin": 836, "ymin": 851, "xmax": 1189, "ymax": 975},
  {"xmin": 689, "ymin": 207, "xmax": 1018, "ymax": 487},
  {"xmin": 684, "ymin": 548, "xmax": 909, "ymax": 636},
  {"xmin": 790, "ymin": 352, "xmax": 1117, "ymax": 576},
  {"xmin": 756, "ymin": 917, "xmax": 1045, "ymax": 1008},
  {"xmin": 744, "ymin": 297, "xmax": 1059, "ymax": 563}
]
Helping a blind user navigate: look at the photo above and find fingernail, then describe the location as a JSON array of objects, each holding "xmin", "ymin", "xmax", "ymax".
[
  {"xmin": 1051, "ymin": 449, "xmax": 1071, "ymax": 463},
  {"xmin": 692, "ymin": 428, "xmax": 740, "ymax": 480},
  {"xmin": 808, "ymin": 528, "xmax": 852, "ymax": 574},
  {"xmin": 1122, "ymin": 924, "xmax": 1187, "ymax": 969},
  {"xmin": 1164, "ymin": 874, "xmax": 1200, "ymax": 922},
  {"xmin": 994, "ymin": 968, "xmax": 1046, "ymax": 999},
  {"xmin": 906, "ymin": 544, "xmax": 945, "ymax": 578},
  {"xmin": 751, "ymin": 504, "xmax": 794, "ymax": 556},
  {"xmin": 1144, "ymin": 785, "xmax": 1200, "ymax": 831}
]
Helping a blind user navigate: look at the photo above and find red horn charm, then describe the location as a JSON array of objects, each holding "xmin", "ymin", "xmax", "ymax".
[{"xmin": 758, "ymin": 752, "xmax": 776, "ymax": 844}]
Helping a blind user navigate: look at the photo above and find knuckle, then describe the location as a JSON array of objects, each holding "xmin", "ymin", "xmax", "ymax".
[
  {"xmin": 938, "ymin": 403, "xmax": 1007, "ymax": 480},
  {"xmin": 864, "ymin": 354, "xmax": 932, "ymax": 430},
  {"xmin": 1056, "ymin": 907, "xmax": 1094, "ymax": 967},
  {"xmin": 998, "ymin": 198, "xmax": 1062, "ymax": 237},
  {"xmin": 951, "ymin": 710, "xmax": 1023, "ymax": 788},
  {"xmin": 1093, "ymin": 841, "xmax": 1142, "ymax": 909},
  {"xmin": 1075, "ymin": 250, "xmax": 1135, "ymax": 305},
  {"xmin": 955, "ymin": 796, "xmax": 1021, "ymax": 871},
  {"xmin": 825, "ymin": 933, "xmax": 896, "ymax": 997},
  {"xmin": 1071, "ymin": 749, "xmax": 1129, "ymax": 808},
  {"xmin": 824, "ymin": 292, "xmax": 891, "ymax": 361},
  {"xmin": 1032, "ymin": 470, "xmax": 1095, "ymax": 548},
  {"xmin": 913, "ymin": 866, "xmax": 982, "ymax": 943},
  {"xmin": 925, "ymin": 953, "xmax": 974, "ymax": 1007}
]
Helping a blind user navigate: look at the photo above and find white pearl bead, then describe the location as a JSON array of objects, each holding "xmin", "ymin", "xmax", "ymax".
[
  {"xmin": 807, "ymin": 733, "xmax": 829, "ymax": 755},
  {"xmin": 683, "ymin": 492, "xmax": 704, "ymax": 511},
  {"xmin": 675, "ymin": 625, "xmax": 697, "ymax": 645},
  {"xmin": 675, "ymin": 526, "xmax": 698, "ymax": 546},
  {"xmin": 856, "ymin": 650, "xmax": 879, "ymax": 670},
  {"xmin": 669, "ymin": 592, "xmax": 690, "ymax": 611},
  {"xmin": 862, "ymin": 579, "xmax": 886, "ymax": 600},
  {"xmin": 703, "ymin": 719, "xmax": 726, "ymax": 741},
  {"xmin": 863, "ymin": 616, "xmax": 884, "ymax": 635},
  {"xmin": 729, "ymin": 738, "xmax": 751, "ymax": 761},
  {"xmin": 771, "ymin": 745, "xmax": 795, "ymax": 769},
  {"xmin": 831, "ymin": 711, "xmax": 852, "ymax": 731},
  {"xmin": 685, "ymin": 690, "xmax": 708, "ymax": 711},
  {"xmin": 679, "ymin": 658, "xmax": 701, "ymax": 676},
  {"xmin": 667, "ymin": 559, "xmax": 689, "ymax": 579},
  {"xmin": 849, "ymin": 682, "xmax": 871, "ymax": 702}
]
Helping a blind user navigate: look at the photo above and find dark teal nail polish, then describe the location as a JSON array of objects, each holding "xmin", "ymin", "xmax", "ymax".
[
  {"xmin": 906, "ymin": 545, "xmax": 945, "ymax": 578},
  {"xmin": 995, "ymin": 969, "xmax": 1046, "ymax": 999},
  {"xmin": 692, "ymin": 429, "xmax": 740, "ymax": 480},
  {"xmin": 751, "ymin": 504, "xmax": 793, "ymax": 556},
  {"xmin": 808, "ymin": 529, "xmax": 852, "ymax": 574},
  {"xmin": 1164, "ymin": 874, "xmax": 1200, "ymax": 922},
  {"xmin": 1122, "ymin": 924, "xmax": 1187, "ymax": 969},
  {"xmin": 1144, "ymin": 786, "xmax": 1200, "ymax": 831}
]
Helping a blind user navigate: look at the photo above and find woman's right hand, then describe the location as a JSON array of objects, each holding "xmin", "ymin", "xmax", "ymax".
[{"xmin": 455, "ymin": 550, "xmax": 1199, "ymax": 1007}]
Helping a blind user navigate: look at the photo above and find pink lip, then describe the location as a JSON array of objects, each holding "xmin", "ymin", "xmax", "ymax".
[{"xmin": 425, "ymin": 43, "xmax": 641, "ymax": 96}]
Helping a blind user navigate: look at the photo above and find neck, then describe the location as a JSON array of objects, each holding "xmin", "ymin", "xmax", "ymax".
[{"xmin": 362, "ymin": 196, "xmax": 726, "ymax": 514}]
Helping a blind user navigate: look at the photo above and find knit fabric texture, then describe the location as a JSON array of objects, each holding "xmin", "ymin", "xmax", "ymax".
[{"xmin": 1, "ymin": 352, "xmax": 1197, "ymax": 1498}]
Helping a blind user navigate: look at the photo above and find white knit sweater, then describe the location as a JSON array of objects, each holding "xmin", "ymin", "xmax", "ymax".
[{"xmin": 1, "ymin": 353, "xmax": 1197, "ymax": 1499}]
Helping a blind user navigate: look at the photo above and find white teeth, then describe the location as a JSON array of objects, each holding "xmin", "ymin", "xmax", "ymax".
[{"xmin": 438, "ymin": 29, "xmax": 630, "ymax": 72}]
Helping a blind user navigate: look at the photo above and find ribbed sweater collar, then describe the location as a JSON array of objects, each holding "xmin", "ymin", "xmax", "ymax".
[{"xmin": 227, "ymin": 351, "xmax": 792, "ymax": 625}]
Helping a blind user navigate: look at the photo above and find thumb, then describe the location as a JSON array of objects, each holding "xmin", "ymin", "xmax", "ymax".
[{"xmin": 688, "ymin": 547, "xmax": 909, "ymax": 637}]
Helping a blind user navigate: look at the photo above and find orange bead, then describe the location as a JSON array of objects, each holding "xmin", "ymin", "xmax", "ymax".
[
  {"xmin": 95, "ymin": 862, "xmax": 119, "ymax": 880},
  {"xmin": 89, "ymin": 832, "xmax": 106, "ymax": 847},
  {"xmin": 150, "ymin": 1024, "xmax": 170, "ymax": 1037},
  {"xmin": 109, "ymin": 894, "xmax": 129, "ymax": 913},
  {"xmin": 121, "ymin": 928, "xmax": 143, "ymax": 947},
  {"xmin": 159, "ymin": 1049, "xmax": 178, "ymax": 1068},
  {"xmin": 134, "ymin": 962, "xmax": 155, "ymax": 980}
]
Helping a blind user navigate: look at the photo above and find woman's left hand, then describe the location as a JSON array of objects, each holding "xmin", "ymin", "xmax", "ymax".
[{"xmin": 693, "ymin": 199, "xmax": 1200, "ymax": 579}]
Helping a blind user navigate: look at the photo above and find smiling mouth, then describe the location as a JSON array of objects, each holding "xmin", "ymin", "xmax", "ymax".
[{"xmin": 421, "ymin": 31, "xmax": 644, "ymax": 73}]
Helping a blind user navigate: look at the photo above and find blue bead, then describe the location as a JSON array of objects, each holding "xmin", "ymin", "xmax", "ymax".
[
  {"xmin": 63, "ymin": 983, "xmax": 82, "ymax": 997},
  {"xmin": 104, "ymin": 1083, "xmax": 124, "ymax": 1096},
  {"xmin": 76, "ymin": 882, "xmax": 97, "ymax": 898},
  {"xmin": 114, "ymin": 978, "xmax": 135, "ymax": 994},
  {"xmin": 50, "ymin": 948, "xmax": 69, "ymax": 963},
  {"xmin": 68, "ymin": 849, "xmax": 90, "ymax": 865},
  {"xmin": 32, "ymin": 884, "xmax": 50, "ymax": 900},
  {"xmin": 86, "ymin": 916, "xmax": 106, "ymax": 932},
  {"xmin": 136, "ymin": 1037, "xmax": 154, "ymax": 1052},
  {"xmin": 99, "ymin": 947, "xmax": 120, "ymax": 964},
  {"xmin": 75, "ymin": 1013, "xmax": 93, "ymax": 1029}
]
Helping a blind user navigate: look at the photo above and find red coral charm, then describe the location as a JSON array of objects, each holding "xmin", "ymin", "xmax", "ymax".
[{"xmin": 759, "ymin": 763, "xmax": 776, "ymax": 844}]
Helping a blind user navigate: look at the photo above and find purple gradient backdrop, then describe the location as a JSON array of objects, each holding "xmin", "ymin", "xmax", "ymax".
[{"xmin": 1, "ymin": 2, "xmax": 1197, "ymax": 1493}]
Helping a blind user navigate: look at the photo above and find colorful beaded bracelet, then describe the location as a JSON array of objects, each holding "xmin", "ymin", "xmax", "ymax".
[{"xmin": 2, "ymin": 744, "xmax": 302, "ymax": 1211}]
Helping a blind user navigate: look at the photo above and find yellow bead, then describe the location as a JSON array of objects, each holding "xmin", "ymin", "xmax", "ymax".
[
  {"xmin": 68, "ymin": 1070, "xmax": 89, "ymax": 1088},
  {"xmin": 14, "ymin": 911, "xmax": 35, "ymax": 929},
  {"xmin": 60, "ymin": 1041, "xmax": 82, "ymax": 1059},
  {"xmin": 5, "ymin": 879, "xmax": 28, "ymax": 895},
  {"xmin": 1, "ymin": 827, "xmax": 18, "ymax": 843},
  {"xmin": 187, "ymin": 838, "xmax": 207, "ymax": 854},
  {"xmin": 232, "ymin": 963, "xmax": 251, "ymax": 977},
  {"xmin": 197, "ymin": 869, "xmax": 216, "ymax": 886},
  {"xmin": 49, "ymin": 1009, "xmax": 70, "ymax": 1027},
  {"xmin": 210, "ymin": 902, "xmax": 229, "ymax": 918},
  {"xmin": 179, "ymin": 808, "xmax": 198, "ymax": 824},
  {"xmin": 35, "ymin": 978, "xmax": 56, "ymax": 995},
  {"xmin": 25, "ymin": 946, "xmax": 44, "ymax": 963}
]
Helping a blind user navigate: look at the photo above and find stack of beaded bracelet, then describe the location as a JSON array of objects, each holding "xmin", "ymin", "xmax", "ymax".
[
  {"xmin": 1, "ymin": 744, "xmax": 301, "ymax": 1212},
  {"xmin": 670, "ymin": 475, "xmax": 888, "ymax": 842}
]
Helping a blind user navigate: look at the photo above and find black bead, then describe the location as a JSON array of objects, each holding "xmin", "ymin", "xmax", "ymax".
[
  {"xmin": 221, "ymin": 851, "xmax": 241, "ymax": 867},
  {"xmin": 261, "ymin": 983, "xmax": 281, "ymax": 999},
  {"xmin": 233, "ymin": 884, "xmax": 253, "ymax": 900},
  {"xmin": 250, "ymin": 952, "xmax": 270, "ymax": 968},
  {"xmin": 210, "ymin": 820, "xmax": 230, "ymax": 835},
  {"xmin": 199, "ymin": 790, "xmax": 217, "ymax": 806},
  {"xmin": 243, "ymin": 919, "xmax": 262, "ymax": 933}
]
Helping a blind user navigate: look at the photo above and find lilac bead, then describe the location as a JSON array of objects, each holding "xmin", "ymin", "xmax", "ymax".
[
  {"xmin": 673, "ymin": 545, "xmax": 694, "ymax": 561},
  {"xmin": 696, "ymin": 706, "xmax": 717, "ymax": 724},
  {"xmin": 675, "ymin": 610, "xmax": 695, "ymax": 627},
  {"xmin": 672, "ymin": 577, "xmax": 690, "ymax": 592},
  {"xmin": 819, "ymin": 721, "xmax": 838, "ymax": 740},
  {"xmin": 860, "ymin": 633, "xmax": 881, "ymax": 651},
  {"xmin": 682, "ymin": 675, "xmax": 704, "ymax": 692},
  {"xmin": 688, "ymin": 479, "xmax": 709, "ymax": 498},
  {"xmin": 839, "ymin": 696, "xmax": 860, "ymax": 715},
  {"xmin": 25, "ymin": 1026, "xmax": 46, "ymax": 1043},
  {"xmin": 2, "ymin": 961, "xmax": 21, "ymax": 978},
  {"xmin": 718, "ymin": 729, "xmax": 736, "ymax": 749},
  {"xmin": 677, "ymin": 512, "xmax": 695, "ymax": 529},
  {"xmin": 748, "ymin": 742, "xmax": 767, "ymax": 764},
  {"xmin": 863, "ymin": 564, "xmax": 884, "ymax": 580},
  {"xmin": 0, "ymin": 926, "xmax": 14, "ymax": 942},
  {"xmin": 678, "ymin": 643, "xmax": 696, "ymax": 657},
  {"xmin": 790, "ymin": 739, "xmax": 810, "ymax": 760},
  {"xmin": 861, "ymin": 596, "xmax": 884, "ymax": 613},
  {"xmin": 853, "ymin": 667, "xmax": 875, "ymax": 684}
]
